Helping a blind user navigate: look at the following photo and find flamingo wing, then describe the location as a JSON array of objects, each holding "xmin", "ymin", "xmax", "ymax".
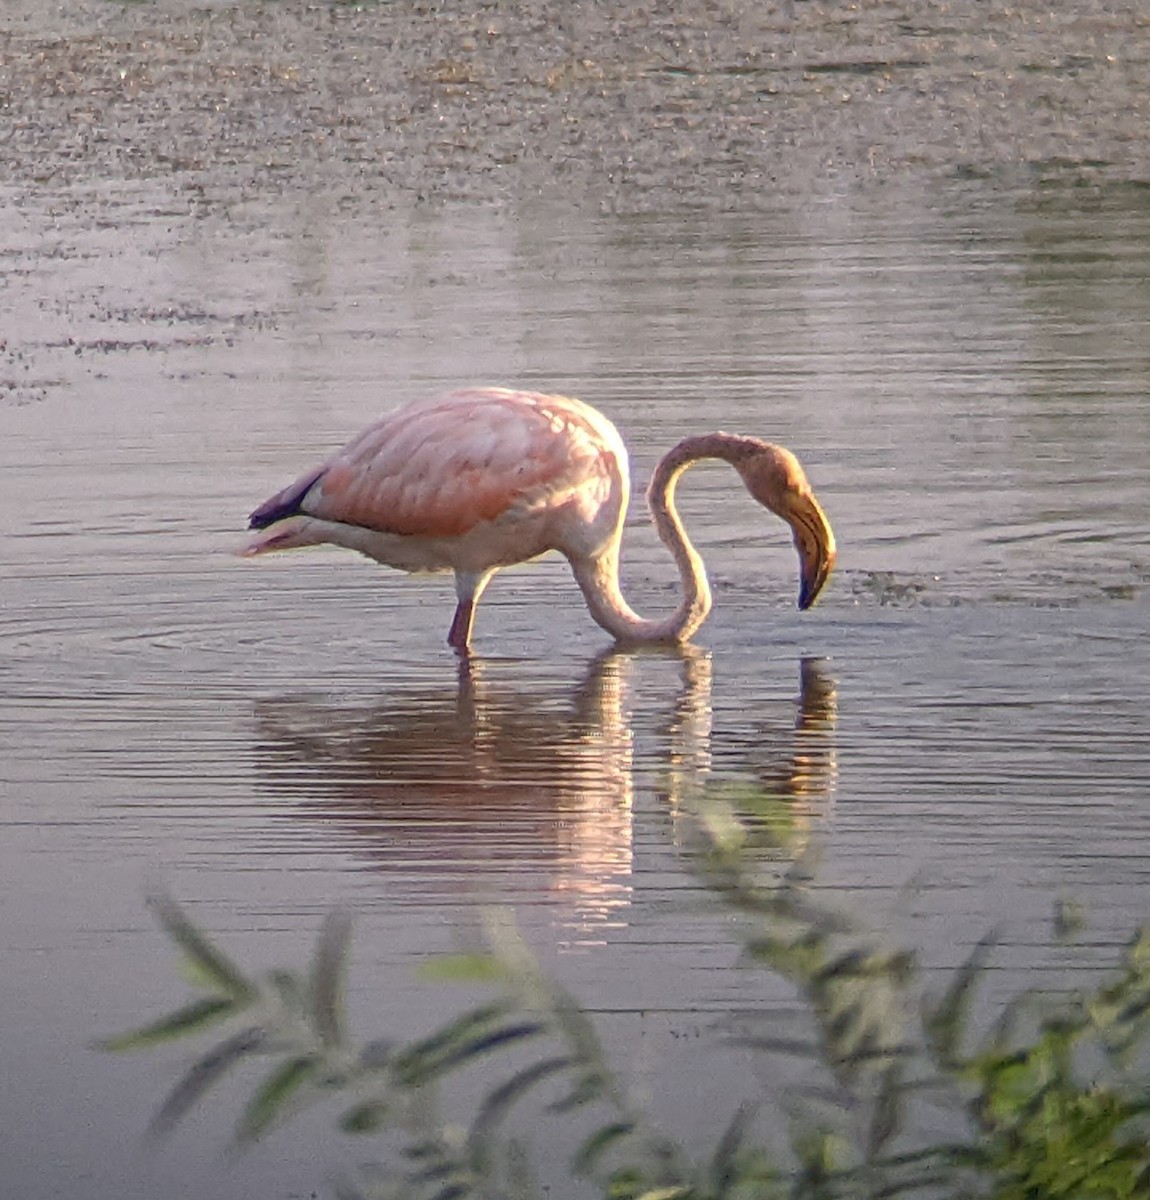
[{"xmin": 249, "ymin": 389, "xmax": 620, "ymax": 541}]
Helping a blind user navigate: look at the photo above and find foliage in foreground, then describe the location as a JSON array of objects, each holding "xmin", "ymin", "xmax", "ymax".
[{"xmin": 104, "ymin": 799, "xmax": 1150, "ymax": 1200}]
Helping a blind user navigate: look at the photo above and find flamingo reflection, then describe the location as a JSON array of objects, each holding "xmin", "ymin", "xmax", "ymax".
[
  {"xmin": 251, "ymin": 653, "xmax": 836, "ymax": 941},
  {"xmin": 684, "ymin": 656, "xmax": 839, "ymax": 857}
]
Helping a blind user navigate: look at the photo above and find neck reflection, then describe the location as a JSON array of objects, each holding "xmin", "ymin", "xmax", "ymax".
[{"xmin": 250, "ymin": 651, "xmax": 837, "ymax": 943}]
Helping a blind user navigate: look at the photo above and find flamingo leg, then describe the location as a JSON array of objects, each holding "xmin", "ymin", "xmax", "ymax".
[
  {"xmin": 447, "ymin": 600, "xmax": 475, "ymax": 652},
  {"xmin": 447, "ymin": 570, "xmax": 494, "ymax": 653}
]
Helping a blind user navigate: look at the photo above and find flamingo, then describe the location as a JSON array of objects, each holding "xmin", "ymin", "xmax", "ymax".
[{"xmin": 241, "ymin": 387, "xmax": 836, "ymax": 652}]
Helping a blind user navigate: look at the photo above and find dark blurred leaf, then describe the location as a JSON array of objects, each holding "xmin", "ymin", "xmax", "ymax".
[
  {"xmin": 407, "ymin": 1149, "xmax": 469, "ymax": 1190},
  {"xmin": 547, "ymin": 1067, "xmax": 611, "ymax": 1113},
  {"xmin": 148, "ymin": 894, "xmax": 254, "ymax": 1002},
  {"xmin": 708, "ymin": 1103, "xmax": 759, "ymax": 1193},
  {"xmin": 1112, "ymin": 991, "xmax": 1150, "ymax": 1058},
  {"xmin": 394, "ymin": 1002, "xmax": 508, "ymax": 1082},
  {"xmin": 100, "ymin": 996, "xmax": 236, "ymax": 1052},
  {"xmin": 405, "ymin": 1138, "xmax": 449, "ymax": 1161},
  {"xmin": 728, "ymin": 1034, "xmax": 819, "ymax": 1059},
  {"xmin": 238, "ymin": 1055, "xmax": 319, "ymax": 1143},
  {"xmin": 866, "ymin": 1064, "xmax": 904, "ymax": 1160},
  {"xmin": 339, "ymin": 1098, "xmax": 390, "ymax": 1135},
  {"xmin": 547, "ymin": 989, "xmax": 615, "ymax": 1076},
  {"xmin": 1053, "ymin": 898, "xmax": 1087, "ymax": 941},
  {"xmin": 358, "ymin": 1038, "xmax": 394, "ymax": 1069},
  {"xmin": 331, "ymin": 1179, "xmax": 367, "ymax": 1200},
  {"xmin": 265, "ymin": 969, "xmax": 307, "ymax": 1020},
  {"xmin": 311, "ymin": 911, "xmax": 351, "ymax": 1049},
  {"xmin": 149, "ymin": 1026, "xmax": 266, "ymax": 1136},
  {"xmin": 571, "ymin": 1120, "xmax": 636, "ymax": 1177},
  {"xmin": 811, "ymin": 947, "xmax": 873, "ymax": 984},
  {"xmin": 430, "ymin": 1023, "xmax": 546, "ymax": 1079},
  {"xmin": 791, "ymin": 1124, "xmax": 847, "ymax": 1184},
  {"xmin": 426, "ymin": 1184, "xmax": 471, "ymax": 1200},
  {"xmin": 867, "ymin": 1164, "xmax": 959, "ymax": 1198},
  {"xmin": 394, "ymin": 1006, "xmax": 541, "ymax": 1088},
  {"xmin": 923, "ymin": 931, "xmax": 997, "ymax": 1069},
  {"xmin": 987, "ymin": 988, "xmax": 1032, "ymax": 1055},
  {"xmin": 469, "ymin": 1055, "xmax": 576, "ymax": 1150}
]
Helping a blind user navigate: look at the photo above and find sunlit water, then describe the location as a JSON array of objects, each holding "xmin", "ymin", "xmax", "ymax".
[{"xmin": 3, "ymin": 177, "xmax": 1149, "ymax": 1199}]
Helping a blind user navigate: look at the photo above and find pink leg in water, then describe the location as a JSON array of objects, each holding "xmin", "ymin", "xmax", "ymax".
[
  {"xmin": 447, "ymin": 570, "xmax": 493, "ymax": 653},
  {"xmin": 447, "ymin": 600, "xmax": 475, "ymax": 653}
]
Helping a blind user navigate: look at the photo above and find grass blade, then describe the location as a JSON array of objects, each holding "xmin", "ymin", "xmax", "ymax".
[
  {"xmin": 100, "ymin": 996, "xmax": 237, "ymax": 1052},
  {"xmin": 420, "ymin": 952, "xmax": 509, "ymax": 986},
  {"xmin": 238, "ymin": 1055, "xmax": 319, "ymax": 1143},
  {"xmin": 571, "ymin": 1120, "xmax": 637, "ymax": 1178},
  {"xmin": 469, "ymin": 1055, "xmax": 577, "ymax": 1151},
  {"xmin": 310, "ymin": 911, "xmax": 351, "ymax": 1049},
  {"xmin": 708, "ymin": 1102, "xmax": 759, "ymax": 1193},
  {"xmin": 428, "ymin": 1023, "xmax": 546, "ymax": 1082},
  {"xmin": 149, "ymin": 1026, "xmax": 265, "ymax": 1137},
  {"xmin": 393, "ymin": 1005, "xmax": 539, "ymax": 1088},
  {"xmin": 148, "ymin": 894, "xmax": 254, "ymax": 1002},
  {"xmin": 339, "ymin": 1098, "xmax": 390, "ymax": 1134},
  {"xmin": 867, "ymin": 1064, "xmax": 904, "ymax": 1160},
  {"xmin": 923, "ymin": 931, "xmax": 997, "ymax": 1069}
]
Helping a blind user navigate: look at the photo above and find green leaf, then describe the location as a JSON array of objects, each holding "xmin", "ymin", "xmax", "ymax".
[
  {"xmin": 426, "ymin": 1184, "xmax": 471, "ymax": 1200},
  {"xmin": 571, "ymin": 1121, "xmax": 637, "ymax": 1178},
  {"xmin": 867, "ymin": 1063, "xmax": 904, "ymax": 1160},
  {"xmin": 419, "ymin": 952, "xmax": 509, "ymax": 986},
  {"xmin": 708, "ymin": 1103, "xmax": 759, "ymax": 1193},
  {"xmin": 100, "ymin": 996, "xmax": 236, "ymax": 1052},
  {"xmin": 358, "ymin": 1038, "xmax": 394, "ymax": 1070},
  {"xmin": 547, "ymin": 990, "xmax": 616, "ymax": 1078},
  {"xmin": 469, "ymin": 1055, "xmax": 577, "ymax": 1151},
  {"xmin": 547, "ymin": 1065, "xmax": 614, "ymax": 1114},
  {"xmin": 729, "ymin": 1034, "xmax": 819, "ymax": 1060},
  {"xmin": 1053, "ymin": 898, "xmax": 1087, "ymax": 941},
  {"xmin": 265, "ymin": 969, "xmax": 308, "ymax": 1021},
  {"xmin": 149, "ymin": 1026, "xmax": 266, "ymax": 1136},
  {"xmin": 339, "ymin": 1099, "xmax": 390, "ymax": 1134},
  {"xmin": 427, "ymin": 1023, "xmax": 546, "ymax": 1082},
  {"xmin": 392, "ymin": 1005, "xmax": 540, "ymax": 1088},
  {"xmin": 238, "ymin": 1055, "xmax": 320, "ymax": 1143},
  {"xmin": 310, "ymin": 911, "xmax": 351, "ymax": 1049},
  {"xmin": 923, "ymin": 930, "xmax": 997, "ymax": 1069},
  {"xmin": 148, "ymin": 894, "xmax": 254, "ymax": 1003}
]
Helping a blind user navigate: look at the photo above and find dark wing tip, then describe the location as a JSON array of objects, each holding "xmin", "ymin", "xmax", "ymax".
[{"xmin": 248, "ymin": 467, "xmax": 326, "ymax": 530}]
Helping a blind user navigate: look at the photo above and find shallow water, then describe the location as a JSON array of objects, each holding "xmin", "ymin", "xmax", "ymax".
[{"xmin": 3, "ymin": 172, "xmax": 1150, "ymax": 1197}]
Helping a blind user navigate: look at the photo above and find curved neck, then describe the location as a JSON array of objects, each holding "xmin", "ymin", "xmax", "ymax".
[{"xmin": 571, "ymin": 434, "xmax": 756, "ymax": 644}]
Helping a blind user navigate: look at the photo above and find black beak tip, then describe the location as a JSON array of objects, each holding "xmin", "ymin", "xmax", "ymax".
[{"xmin": 799, "ymin": 568, "xmax": 830, "ymax": 611}]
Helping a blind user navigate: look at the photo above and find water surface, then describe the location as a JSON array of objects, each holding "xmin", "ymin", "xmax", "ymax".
[{"xmin": 2, "ymin": 178, "xmax": 1149, "ymax": 1198}]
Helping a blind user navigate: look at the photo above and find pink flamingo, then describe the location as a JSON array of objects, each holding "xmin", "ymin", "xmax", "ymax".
[{"xmin": 241, "ymin": 387, "xmax": 836, "ymax": 652}]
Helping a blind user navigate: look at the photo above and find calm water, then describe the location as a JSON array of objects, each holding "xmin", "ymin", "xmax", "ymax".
[{"xmin": 2, "ymin": 178, "xmax": 1149, "ymax": 1198}]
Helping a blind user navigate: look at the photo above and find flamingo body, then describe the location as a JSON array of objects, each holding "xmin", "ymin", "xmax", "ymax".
[
  {"xmin": 243, "ymin": 387, "xmax": 835, "ymax": 651},
  {"xmin": 247, "ymin": 389, "xmax": 627, "ymax": 572}
]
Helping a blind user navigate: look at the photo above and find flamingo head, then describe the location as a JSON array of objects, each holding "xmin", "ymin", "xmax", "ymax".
[{"xmin": 734, "ymin": 441, "xmax": 837, "ymax": 610}]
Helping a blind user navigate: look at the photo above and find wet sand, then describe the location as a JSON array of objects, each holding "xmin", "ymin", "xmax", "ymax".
[{"xmin": 2, "ymin": 0, "xmax": 1148, "ymax": 211}]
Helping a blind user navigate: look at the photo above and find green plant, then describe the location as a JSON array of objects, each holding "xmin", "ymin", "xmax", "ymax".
[
  {"xmin": 922, "ymin": 929, "xmax": 1150, "ymax": 1199},
  {"xmin": 104, "ymin": 795, "xmax": 1150, "ymax": 1200}
]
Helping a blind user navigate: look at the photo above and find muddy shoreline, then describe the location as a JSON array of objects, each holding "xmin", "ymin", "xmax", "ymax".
[{"xmin": 2, "ymin": 1, "xmax": 1149, "ymax": 212}]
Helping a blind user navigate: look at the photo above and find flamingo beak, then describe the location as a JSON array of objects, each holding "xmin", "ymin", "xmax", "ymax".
[{"xmin": 791, "ymin": 494, "xmax": 836, "ymax": 611}]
